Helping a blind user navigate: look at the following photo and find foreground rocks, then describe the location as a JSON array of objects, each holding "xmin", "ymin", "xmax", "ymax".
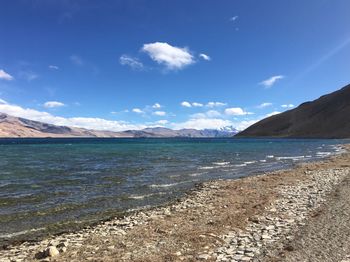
[
  {"xmin": 0, "ymin": 146, "xmax": 349, "ymax": 261},
  {"xmin": 214, "ymin": 168, "xmax": 350, "ymax": 261}
]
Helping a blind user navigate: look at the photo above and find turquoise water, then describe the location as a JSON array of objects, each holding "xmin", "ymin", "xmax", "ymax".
[{"xmin": 0, "ymin": 138, "xmax": 346, "ymax": 244}]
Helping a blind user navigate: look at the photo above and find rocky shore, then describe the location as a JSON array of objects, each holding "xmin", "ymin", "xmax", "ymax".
[{"xmin": 1, "ymin": 145, "xmax": 349, "ymax": 262}]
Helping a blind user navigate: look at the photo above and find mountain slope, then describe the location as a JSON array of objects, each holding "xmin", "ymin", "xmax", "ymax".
[
  {"xmin": 0, "ymin": 113, "xmax": 238, "ymax": 138},
  {"xmin": 0, "ymin": 113, "xmax": 131, "ymax": 138},
  {"xmin": 236, "ymin": 83, "xmax": 350, "ymax": 138}
]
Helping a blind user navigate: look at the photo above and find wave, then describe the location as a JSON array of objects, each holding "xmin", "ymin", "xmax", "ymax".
[
  {"xmin": 188, "ymin": 172, "xmax": 205, "ymax": 177},
  {"xmin": 276, "ymin": 156, "xmax": 305, "ymax": 160},
  {"xmin": 316, "ymin": 151, "xmax": 332, "ymax": 156},
  {"xmin": 198, "ymin": 166, "xmax": 216, "ymax": 170},
  {"xmin": 266, "ymin": 155, "xmax": 274, "ymax": 159},
  {"xmin": 0, "ymin": 227, "xmax": 46, "ymax": 239},
  {"xmin": 129, "ymin": 192, "xmax": 166, "ymax": 200},
  {"xmin": 149, "ymin": 181, "xmax": 187, "ymax": 188},
  {"xmin": 234, "ymin": 163, "xmax": 247, "ymax": 167},
  {"xmin": 212, "ymin": 162, "xmax": 230, "ymax": 166},
  {"xmin": 244, "ymin": 161, "xmax": 257, "ymax": 165}
]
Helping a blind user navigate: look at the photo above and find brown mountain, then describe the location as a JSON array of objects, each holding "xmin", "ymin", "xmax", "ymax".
[
  {"xmin": 236, "ymin": 83, "xmax": 350, "ymax": 138},
  {"xmin": 0, "ymin": 113, "xmax": 131, "ymax": 138},
  {"xmin": 0, "ymin": 113, "xmax": 238, "ymax": 138}
]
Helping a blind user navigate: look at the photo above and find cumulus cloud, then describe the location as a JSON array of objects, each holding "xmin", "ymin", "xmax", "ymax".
[
  {"xmin": 191, "ymin": 110, "xmax": 221, "ymax": 119},
  {"xmin": 181, "ymin": 101, "xmax": 192, "ymax": 108},
  {"xmin": 234, "ymin": 120, "xmax": 259, "ymax": 131},
  {"xmin": 119, "ymin": 55, "xmax": 144, "ymax": 70},
  {"xmin": 44, "ymin": 101, "xmax": 65, "ymax": 108},
  {"xmin": 156, "ymin": 120, "xmax": 168, "ymax": 125},
  {"xmin": 0, "ymin": 101, "xmax": 146, "ymax": 131},
  {"xmin": 266, "ymin": 111, "xmax": 281, "ymax": 117},
  {"xmin": 224, "ymin": 107, "xmax": 250, "ymax": 116},
  {"xmin": 132, "ymin": 108, "xmax": 144, "ymax": 114},
  {"xmin": 199, "ymin": 53, "xmax": 211, "ymax": 61},
  {"xmin": 49, "ymin": 65, "xmax": 59, "ymax": 70},
  {"xmin": 260, "ymin": 75, "xmax": 284, "ymax": 88},
  {"xmin": 172, "ymin": 118, "xmax": 234, "ymax": 130},
  {"xmin": 281, "ymin": 104, "xmax": 295, "ymax": 108},
  {"xmin": 152, "ymin": 103, "xmax": 161, "ymax": 109},
  {"xmin": 142, "ymin": 42, "xmax": 194, "ymax": 70},
  {"xmin": 153, "ymin": 111, "xmax": 166, "ymax": 116},
  {"xmin": 257, "ymin": 102, "xmax": 273, "ymax": 109},
  {"xmin": 206, "ymin": 102, "xmax": 227, "ymax": 108},
  {"xmin": 192, "ymin": 102, "xmax": 203, "ymax": 107},
  {"xmin": 0, "ymin": 69, "xmax": 14, "ymax": 81}
]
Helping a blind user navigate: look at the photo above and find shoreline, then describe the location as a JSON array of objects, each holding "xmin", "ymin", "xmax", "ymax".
[{"xmin": 1, "ymin": 145, "xmax": 349, "ymax": 261}]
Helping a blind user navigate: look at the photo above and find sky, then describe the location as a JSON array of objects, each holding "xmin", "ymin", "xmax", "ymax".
[{"xmin": 0, "ymin": 0, "xmax": 350, "ymax": 131}]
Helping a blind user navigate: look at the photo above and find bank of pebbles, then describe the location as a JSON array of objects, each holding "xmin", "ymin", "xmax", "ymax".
[{"xmin": 213, "ymin": 167, "xmax": 350, "ymax": 261}]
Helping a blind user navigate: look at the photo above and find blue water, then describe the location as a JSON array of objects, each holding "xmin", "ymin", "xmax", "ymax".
[{"xmin": 0, "ymin": 138, "xmax": 346, "ymax": 244}]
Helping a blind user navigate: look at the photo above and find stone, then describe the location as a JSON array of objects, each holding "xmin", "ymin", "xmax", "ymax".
[
  {"xmin": 57, "ymin": 241, "xmax": 68, "ymax": 248},
  {"xmin": 198, "ymin": 253, "xmax": 210, "ymax": 260},
  {"xmin": 45, "ymin": 246, "xmax": 60, "ymax": 257}
]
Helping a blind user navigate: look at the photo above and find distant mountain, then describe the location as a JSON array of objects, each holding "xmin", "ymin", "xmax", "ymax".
[
  {"xmin": 0, "ymin": 113, "xmax": 238, "ymax": 138},
  {"xmin": 0, "ymin": 113, "xmax": 130, "ymax": 138},
  {"xmin": 140, "ymin": 127, "xmax": 238, "ymax": 137},
  {"xmin": 236, "ymin": 83, "xmax": 350, "ymax": 138}
]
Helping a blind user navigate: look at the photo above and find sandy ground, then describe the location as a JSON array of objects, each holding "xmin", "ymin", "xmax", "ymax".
[{"xmin": 1, "ymin": 145, "xmax": 349, "ymax": 262}]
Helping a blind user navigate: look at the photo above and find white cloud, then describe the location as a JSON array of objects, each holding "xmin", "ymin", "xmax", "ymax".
[
  {"xmin": 230, "ymin": 16, "xmax": 238, "ymax": 22},
  {"xmin": 260, "ymin": 75, "xmax": 284, "ymax": 88},
  {"xmin": 199, "ymin": 53, "xmax": 211, "ymax": 61},
  {"xmin": 44, "ymin": 101, "xmax": 65, "ymax": 108},
  {"xmin": 132, "ymin": 108, "xmax": 144, "ymax": 114},
  {"xmin": 206, "ymin": 101, "xmax": 227, "ymax": 108},
  {"xmin": 152, "ymin": 103, "xmax": 161, "ymax": 109},
  {"xmin": 281, "ymin": 104, "xmax": 295, "ymax": 108},
  {"xmin": 142, "ymin": 42, "xmax": 194, "ymax": 70},
  {"xmin": 0, "ymin": 69, "xmax": 14, "ymax": 81},
  {"xmin": 172, "ymin": 118, "xmax": 234, "ymax": 130},
  {"xmin": 0, "ymin": 98, "xmax": 8, "ymax": 104},
  {"xmin": 225, "ymin": 107, "xmax": 250, "ymax": 116},
  {"xmin": 192, "ymin": 102, "xmax": 203, "ymax": 107},
  {"xmin": 153, "ymin": 111, "xmax": 166, "ymax": 116},
  {"xmin": 0, "ymin": 101, "xmax": 146, "ymax": 131},
  {"xmin": 119, "ymin": 55, "xmax": 144, "ymax": 70},
  {"xmin": 191, "ymin": 110, "xmax": 221, "ymax": 119},
  {"xmin": 257, "ymin": 102, "xmax": 273, "ymax": 109},
  {"xmin": 156, "ymin": 120, "xmax": 168, "ymax": 125},
  {"xmin": 49, "ymin": 65, "xmax": 59, "ymax": 70},
  {"xmin": 266, "ymin": 111, "xmax": 281, "ymax": 117},
  {"xmin": 181, "ymin": 101, "xmax": 192, "ymax": 108}
]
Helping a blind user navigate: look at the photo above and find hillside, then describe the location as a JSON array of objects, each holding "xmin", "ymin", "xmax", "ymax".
[
  {"xmin": 0, "ymin": 113, "xmax": 238, "ymax": 138},
  {"xmin": 236, "ymin": 83, "xmax": 350, "ymax": 138}
]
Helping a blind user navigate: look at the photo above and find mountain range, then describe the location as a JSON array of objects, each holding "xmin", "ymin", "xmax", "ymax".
[
  {"xmin": 0, "ymin": 113, "xmax": 238, "ymax": 138},
  {"xmin": 236, "ymin": 83, "xmax": 350, "ymax": 138}
]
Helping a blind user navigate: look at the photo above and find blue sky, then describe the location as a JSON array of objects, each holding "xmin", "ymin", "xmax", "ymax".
[{"xmin": 0, "ymin": 0, "xmax": 349, "ymax": 131}]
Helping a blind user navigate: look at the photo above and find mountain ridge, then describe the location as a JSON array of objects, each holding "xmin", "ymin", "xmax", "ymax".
[
  {"xmin": 0, "ymin": 113, "xmax": 238, "ymax": 138},
  {"xmin": 236, "ymin": 83, "xmax": 350, "ymax": 138}
]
